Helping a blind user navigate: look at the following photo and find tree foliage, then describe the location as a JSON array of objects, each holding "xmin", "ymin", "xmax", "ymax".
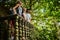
[{"xmin": 31, "ymin": 0, "xmax": 60, "ymax": 40}]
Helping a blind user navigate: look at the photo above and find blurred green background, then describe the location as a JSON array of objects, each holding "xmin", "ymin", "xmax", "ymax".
[{"xmin": 0, "ymin": 0, "xmax": 60, "ymax": 40}]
